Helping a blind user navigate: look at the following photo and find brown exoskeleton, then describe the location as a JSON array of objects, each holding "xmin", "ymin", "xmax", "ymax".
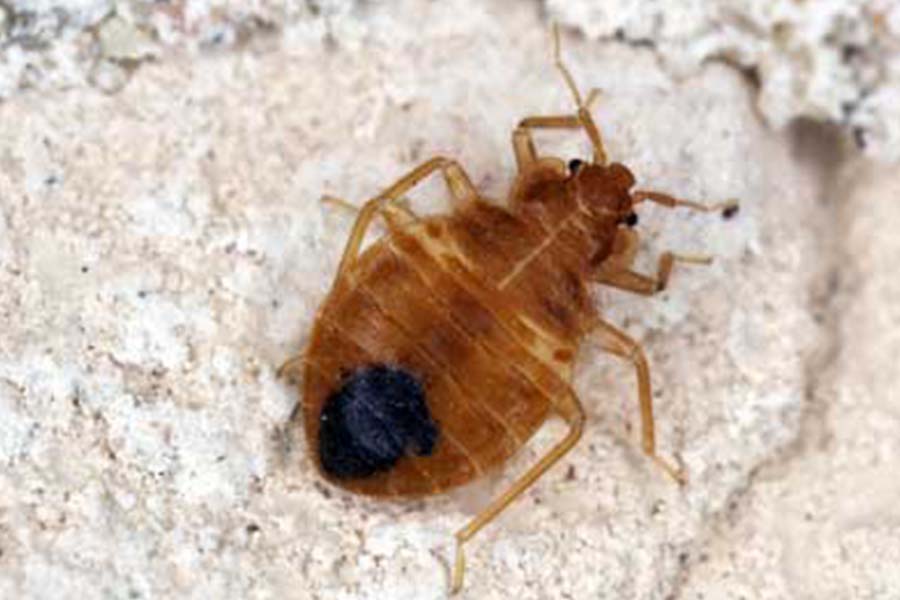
[{"xmin": 280, "ymin": 26, "xmax": 737, "ymax": 594}]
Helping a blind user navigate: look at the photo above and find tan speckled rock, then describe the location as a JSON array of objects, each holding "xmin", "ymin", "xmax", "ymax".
[{"xmin": 0, "ymin": 1, "xmax": 893, "ymax": 599}]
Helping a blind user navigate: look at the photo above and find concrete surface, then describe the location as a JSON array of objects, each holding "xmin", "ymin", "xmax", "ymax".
[{"xmin": 0, "ymin": 1, "xmax": 897, "ymax": 599}]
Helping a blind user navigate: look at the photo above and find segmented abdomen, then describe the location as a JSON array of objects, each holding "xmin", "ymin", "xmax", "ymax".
[{"xmin": 302, "ymin": 204, "xmax": 588, "ymax": 497}]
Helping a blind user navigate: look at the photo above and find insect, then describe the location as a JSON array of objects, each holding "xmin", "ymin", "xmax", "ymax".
[{"xmin": 280, "ymin": 26, "xmax": 737, "ymax": 594}]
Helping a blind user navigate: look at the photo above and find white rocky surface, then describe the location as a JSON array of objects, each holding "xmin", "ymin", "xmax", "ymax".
[
  {"xmin": 0, "ymin": 1, "xmax": 896, "ymax": 599},
  {"xmin": 678, "ymin": 161, "xmax": 900, "ymax": 600},
  {"xmin": 1, "ymin": 1, "xmax": 898, "ymax": 161},
  {"xmin": 549, "ymin": 0, "xmax": 900, "ymax": 162}
]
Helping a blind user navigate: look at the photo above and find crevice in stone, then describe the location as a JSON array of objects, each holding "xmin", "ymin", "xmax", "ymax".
[
  {"xmin": 768, "ymin": 118, "xmax": 848, "ymax": 468},
  {"xmin": 671, "ymin": 118, "xmax": 851, "ymax": 598}
]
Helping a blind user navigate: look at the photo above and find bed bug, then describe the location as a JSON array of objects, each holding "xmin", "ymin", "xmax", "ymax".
[{"xmin": 279, "ymin": 26, "xmax": 737, "ymax": 594}]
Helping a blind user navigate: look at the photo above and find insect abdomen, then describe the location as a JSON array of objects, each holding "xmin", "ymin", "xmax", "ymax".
[{"xmin": 303, "ymin": 234, "xmax": 558, "ymax": 496}]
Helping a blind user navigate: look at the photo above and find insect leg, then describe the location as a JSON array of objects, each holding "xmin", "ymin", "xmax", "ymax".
[
  {"xmin": 596, "ymin": 251, "xmax": 713, "ymax": 295},
  {"xmin": 374, "ymin": 156, "xmax": 478, "ymax": 206},
  {"xmin": 512, "ymin": 115, "xmax": 580, "ymax": 170},
  {"xmin": 451, "ymin": 396, "xmax": 585, "ymax": 594},
  {"xmin": 276, "ymin": 354, "xmax": 306, "ymax": 381},
  {"xmin": 596, "ymin": 212, "xmax": 724, "ymax": 294},
  {"xmin": 333, "ymin": 194, "xmax": 392, "ymax": 279},
  {"xmin": 591, "ymin": 319, "xmax": 685, "ymax": 484},
  {"xmin": 320, "ymin": 194, "xmax": 360, "ymax": 213},
  {"xmin": 322, "ymin": 194, "xmax": 417, "ymax": 229},
  {"xmin": 600, "ymin": 228, "xmax": 641, "ymax": 272},
  {"xmin": 333, "ymin": 157, "xmax": 478, "ymax": 278},
  {"xmin": 546, "ymin": 23, "xmax": 608, "ymax": 164},
  {"xmin": 511, "ymin": 90, "xmax": 604, "ymax": 168}
]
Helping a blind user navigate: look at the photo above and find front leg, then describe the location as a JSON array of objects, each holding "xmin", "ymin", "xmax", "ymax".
[
  {"xmin": 596, "ymin": 228, "xmax": 712, "ymax": 295},
  {"xmin": 597, "ymin": 252, "xmax": 713, "ymax": 295},
  {"xmin": 510, "ymin": 26, "xmax": 612, "ymax": 170},
  {"xmin": 511, "ymin": 87, "xmax": 604, "ymax": 172}
]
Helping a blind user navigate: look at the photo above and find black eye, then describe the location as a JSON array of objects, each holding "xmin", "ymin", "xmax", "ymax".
[
  {"xmin": 624, "ymin": 212, "xmax": 638, "ymax": 227},
  {"xmin": 568, "ymin": 159, "xmax": 583, "ymax": 174}
]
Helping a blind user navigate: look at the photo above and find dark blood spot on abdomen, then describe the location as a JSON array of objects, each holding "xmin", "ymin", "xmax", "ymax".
[{"xmin": 319, "ymin": 364, "xmax": 438, "ymax": 479}]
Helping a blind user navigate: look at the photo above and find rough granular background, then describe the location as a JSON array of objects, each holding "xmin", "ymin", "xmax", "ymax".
[{"xmin": 0, "ymin": 1, "xmax": 897, "ymax": 599}]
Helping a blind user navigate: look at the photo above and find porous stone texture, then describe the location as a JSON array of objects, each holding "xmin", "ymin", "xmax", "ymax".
[
  {"xmin": 677, "ymin": 160, "xmax": 900, "ymax": 600},
  {"xmin": 548, "ymin": 0, "xmax": 900, "ymax": 163},
  {"xmin": 2, "ymin": 1, "xmax": 898, "ymax": 160},
  {"xmin": 0, "ymin": 1, "xmax": 895, "ymax": 599}
]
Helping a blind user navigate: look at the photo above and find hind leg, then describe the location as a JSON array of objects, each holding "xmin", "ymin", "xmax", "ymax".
[{"xmin": 451, "ymin": 393, "xmax": 585, "ymax": 594}]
